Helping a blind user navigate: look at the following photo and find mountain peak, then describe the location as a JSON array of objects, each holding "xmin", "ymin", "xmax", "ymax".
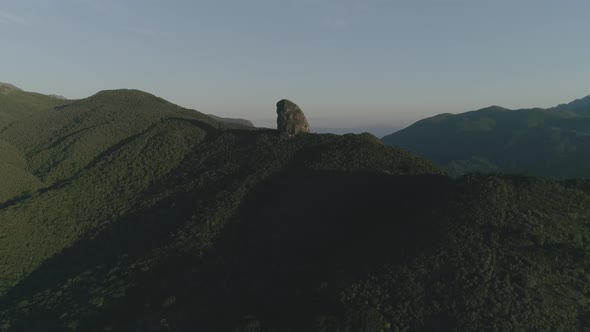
[
  {"xmin": 82, "ymin": 89, "xmax": 169, "ymax": 108},
  {"xmin": 0, "ymin": 82, "xmax": 23, "ymax": 95},
  {"xmin": 479, "ymin": 105, "xmax": 509, "ymax": 112},
  {"xmin": 48, "ymin": 94, "xmax": 67, "ymax": 100},
  {"xmin": 553, "ymin": 95, "xmax": 590, "ymax": 113},
  {"xmin": 91, "ymin": 88, "xmax": 157, "ymax": 99}
]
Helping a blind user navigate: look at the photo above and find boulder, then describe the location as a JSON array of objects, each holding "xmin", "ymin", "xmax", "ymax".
[{"xmin": 276, "ymin": 99, "xmax": 310, "ymax": 138}]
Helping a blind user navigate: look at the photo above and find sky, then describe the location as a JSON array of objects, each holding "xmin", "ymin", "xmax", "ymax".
[{"xmin": 2, "ymin": 0, "xmax": 590, "ymax": 130}]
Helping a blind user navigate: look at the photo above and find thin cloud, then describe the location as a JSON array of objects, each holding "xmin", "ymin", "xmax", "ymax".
[{"xmin": 0, "ymin": 10, "xmax": 30, "ymax": 26}]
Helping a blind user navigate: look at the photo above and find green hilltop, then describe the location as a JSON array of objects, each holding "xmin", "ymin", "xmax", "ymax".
[
  {"xmin": 0, "ymin": 86, "xmax": 590, "ymax": 331},
  {"xmin": 382, "ymin": 98, "xmax": 590, "ymax": 178},
  {"xmin": 0, "ymin": 82, "xmax": 67, "ymax": 129}
]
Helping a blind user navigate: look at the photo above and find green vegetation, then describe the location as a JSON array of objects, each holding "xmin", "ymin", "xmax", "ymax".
[
  {"xmin": 0, "ymin": 89, "xmax": 247, "ymax": 185},
  {"xmin": 382, "ymin": 100, "xmax": 590, "ymax": 178},
  {"xmin": 0, "ymin": 85, "xmax": 69, "ymax": 202},
  {"xmin": 1, "ymin": 88, "xmax": 590, "ymax": 331},
  {"xmin": 0, "ymin": 85, "xmax": 66, "ymax": 129}
]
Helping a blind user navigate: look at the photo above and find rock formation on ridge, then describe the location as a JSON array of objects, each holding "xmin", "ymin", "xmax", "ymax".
[{"xmin": 276, "ymin": 99, "xmax": 310, "ymax": 138}]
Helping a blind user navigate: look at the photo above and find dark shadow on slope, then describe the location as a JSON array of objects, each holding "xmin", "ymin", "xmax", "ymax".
[
  {"xmin": 0, "ymin": 190, "xmax": 201, "ymax": 331},
  {"xmin": 1, "ymin": 137, "xmax": 454, "ymax": 331},
  {"xmin": 215, "ymin": 170, "xmax": 454, "ymax": 329},
  {"xmin": 0, "ymin": 192, "xmax": 32, "ymax": 210},
  {"xmin": 83, "ymin": 171, "xmax": 455, "ymax": 331},
  {"xmin": 0, "ymin": 129, "xmax": 281, "ymax": 331}
]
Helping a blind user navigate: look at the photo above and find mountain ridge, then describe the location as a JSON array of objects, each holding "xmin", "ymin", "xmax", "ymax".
[
  {"xmin": 207, "ymin": 114, "xmax": 255, "ymax": 127},
  {"xmin": 553, "ymin": 95, "xmax": 590, "ymax": 115},
  {"xmin": 382, "ymin": 94, "xmax": 590, "ymax": 178},
  {"xmin": 0, "ymin": 82, "xmax": 23, "ymax": 95}
]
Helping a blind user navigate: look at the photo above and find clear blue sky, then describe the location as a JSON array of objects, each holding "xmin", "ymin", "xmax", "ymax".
[{"xmin": 2, "ymin": 0, "xmax": 590, "ymax": 129}]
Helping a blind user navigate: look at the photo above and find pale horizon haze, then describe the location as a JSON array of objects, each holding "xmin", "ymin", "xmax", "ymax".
[{"xmin": 2, "ymin": 0, "xmax": 590, "ymax": 130}]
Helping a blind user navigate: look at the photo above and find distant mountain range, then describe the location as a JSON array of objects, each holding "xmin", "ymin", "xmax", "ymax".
[
  {"xmin": 383, "ymin": 96, "xmax": 590, "ymax": 178},
  {"xmin": 1, "ymin": 84, "xmax": 590, "ymax": 330},
  {"xmin": 206, "ymin": 114, "xmax": 255, "ymax": 127},
  {"xmin": 314, "ymin": 126, "xmax": 402, "ymax": 138},
  {"xmin": 554, "ymin": 95, "xmax": 590, "ymax": 115}
]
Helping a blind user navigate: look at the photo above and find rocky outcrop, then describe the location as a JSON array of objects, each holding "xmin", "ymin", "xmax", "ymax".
[{"xmin": 276, "ymin": 99, "xmax": 310, "ymax": 138}]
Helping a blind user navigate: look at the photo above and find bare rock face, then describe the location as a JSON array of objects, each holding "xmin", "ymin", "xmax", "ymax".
[{"xmin": 276, "ymin": 99, "xmax": 310, "ymax": 138}]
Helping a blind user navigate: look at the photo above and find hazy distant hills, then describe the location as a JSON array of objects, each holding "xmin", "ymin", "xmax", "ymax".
[
  {"xmin": 383, "ymin": 97, "xmax": 590, "ymax": 178},
  {"xmin": 314, "ymin": 126, "xmax": 402, "ymax": 138},
  {"xmin": 207, "ymin": 114, "xmax": 255, "ymax": 127},
  {"xmin": 1, "ymin": 86, "xmax": 590, "ymax": 331},
  {"xmin": 554, "ymin": 95, "xmax": 590, "ymax": 116}
]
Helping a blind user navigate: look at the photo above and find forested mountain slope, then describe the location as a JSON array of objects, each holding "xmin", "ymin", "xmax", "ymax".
[
  {"xmin": 1, "ymin": 89, "xmax": 589, "ymax": 331},
  {"xmin": 0, "ymin": 83, "xmax": 70, "ymax": 202},
  {"xmin": 382, "ymin": 98, "xmax": 590, "ymax": 178},
  {"xmin": 0, "ymin": 82, "xmax": 67, "ymax": 129}
]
